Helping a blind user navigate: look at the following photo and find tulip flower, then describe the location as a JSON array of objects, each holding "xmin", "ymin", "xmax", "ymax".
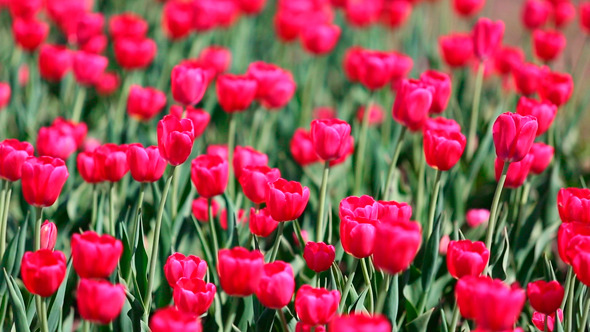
[
  {"xmin": 527, "ymin": 280, "xmax": 564, "ymax": 315},
  {"xmin": 423, "ymin": 117, "xmax": 462, "ymax": 133},
  {"xmin": 453, "ymin": 0, "xmax": 485, "ymax": 17},
  {"xmin": 72, "ymin": 51, "xmax": 108, "ymax": 86},
  {"xmin": 164, "ymin": 253, "xmax": 208, "ymax": 287},
  {"xmin": 300, "ymin": 23, "xmax": 341, "ymax": 56},
  {"xmin": 532, "ymin": 310, "xmax": 563, "ymax": 332},
  {"xmin": 216, "ymin": 74, "xmax": 258, "ymax": 113},
  {"xmin": 266, "ymin": 178, "xmax": 310, "ymax": 222},
  {"xmin": 0, "ymin": 83, "xmax": 10, "ymax": 109},
  {"xmin": 9, "ymin": 0, "xmax": 42, "ymax": 18},
  {"xmin": 256, "ymin": 261, "xmax": 295, "ymax": 309},
  {"xmin": 127, "ymin": 85, "xmax": 167, "ymax": 121},
  {"xmin": 339, "ymin": 195, "xmax": 380, "ymax": 220},
  {"xmin": 21, "ymin": 249, "xmax": 67, "ymax": 297},
  {"xmin": 239, "ymin": 166, "xmax": 281, "ymax": 204},
  {"xmin": 558, "ymin": 222, "xmax": 590, "ymax": 264},
  {"xmin": 538, "ymin": 71, "xmax": 573, "ymax": 107},
  {"xmin": 423, "ymin": 129, "xmax": 466, "ymax": 171},
  {"xmin": 247, "ymin": 61, "xmax": 296, "ymax": 110},
  {"xmin": 494, "ymin": 46, "xmax": 525, "ymax": 75},
  {"xmin": 420, "ymin": 70, "xmax": 452, "ymax": 114},
  {"xmin": 355, "ymin": 50, "xmax": 395, "ymax": 90},
  {"xmin": 529, "ymin": 142, "xmax": 554, "ymax": 174},
  {"xmin": 373, "ymin": 220, "xmax": 422, "ymax": 275},
  {"xmin": 95, "ymin": 144, "xmax": 129, "ymax": 182},
  {"xmin": 295, "ymin": 285, "xmax": 340, "ymax": 326},
  {"xmin": 582, "ymin": 2, "xmax": 590, "ymax": 33},
  {"xmin": 39, "ymin": 44, "xmax": 72, "ymax": 82},
  {"xmin": 439, "ymin": 33, "xmax": 474, "ymax": 68},
  {"xmin": 512, "ymin": 62, "xmax": 546, "ymax": 96},
  {"xmin": 71, "ymin": 231, "xmax": 123, "ymax": 279},
  {"xmin": 516, "ymin": 97, "xmax": 557, "ymax": 136},
  {"xmin": 40, "ymin": 221, "xmax": 57, "ymax": 251},
  {"xmin": 171, "ymin": 63, "xmax": 208, "ymax": 106},
  {"xmin": 217, "ymin": 247, "xmax": 264, "ymax": 297},
  {"xmin": 94, "ymin": 72, "xmax": 120, "ymax": 96},
  {"xmin": 340, "ymin": 214, "xmax": 378, "ymax": 258},
  {"xmin": 249, "ymin": 207, "xmax": 279, "ymax": 237},
  {"xmin": 199, "ymin": 46, "xmax": 232, "ymax": 75},
  {"xmin": 377, "ymin": 200, "xmax": 413, "ymax": 224},
  {"xmin": 21, "ymin": 156, "xmax": 69, "ymax": 208},
  {"xmin": 75, "ymin": 12, "xmax": 104, "ymax": 46},
  {"xmin": 150, "ymin": 307, "xmax": 202, "ymax": 332},
  {"xmin": 157, "ymin": 115, "xmax": 195, "ymax": 166},
  {"xmin": 466, "ymin": 209, "xmax": 490, "ymax": 228},
  {"xmin": 303, "ymin": 241, "xmax": 335, "ymax": 273},
  {"xmin": 557, "ymin": 188, "xmax": 590, "ymax": 224},
  {"xmin": 493, "ymin": 112, "xmax": 538, "ymax": 163},
  {"xmin": 533, "ymin": 30, "xmax": 566, "ymax": 62},
  {"xmin": 12, "ymin": 17, "xmax": 48, "ymax": 52},
  {"xmin": 36, "ymin": 126, "xmax": 77, "ymax": 161},
  {"xmin": 554, "ymin": 2, "xmax": 575, "ymax": 28},
  {"xmin": 356, "ymin": 104, "xmax": 385, "ymax": 126},
  {"xmin": 0, "ymin": 139, "xmax": 34, "ymax": 181},
  {"xmin": 126, "ymin": 144, "xmax": 167, "ymax": 183},
  {"xmin": 173, "ymin": 277, "xmax": 216, "ymax": 316},
  {"xmin": 290, "ymin": 128, "xmax": 321, "ymax": 166},
  {"xmin": 521, "ymin": 0, "xmax": 551, "ymax": 29},
  {"xmin": 310, "ymin": 119, "xmax": 352, "ymax": 161},
  {"xmin": 344, "ymin": 0, "xmax": 381, "ymax": 27},
  {"xmin": 392, "ymin": 79, "xmax": 434, "ymax": 131},
  {"xmin": 192, "ymin": 197, "xmax": 219, "ymax": 222},
  {"xmin": 77, "ymin": 151, "xmax": 103, "ymax": 184},
  {"xmin": 109, "ymin": 13, "xmax": 148, "ymax": 40},
  {"xmin": 162, "ymin": 1, "xmax": 194, "ymax": 40},
  {"xmin": 446, "ymin": 240, "xmax": 490, "ymax": 278},
  {"xmin": 77, "ymin": 279, "xmax": 126, "ymax": 324},
  {"xmin": 191, "ymin": 154, "xmax": 228, "ymax": 198},
  {"xmin": 380, "ymin": 0, "xmax": 413, "ymax": 29},
  {"xmin": 328, "ymin": 314, "xmax": 391, "ymax": 332},
  {"xmin": 473, "ymin": 18, "xmax": 505, "ymax": 60},
  {"xmin": 233, "ymin": 146, "xmax": 268, "ymax": 179},
  {"xmin": 495, "ymin": 154, "xmax": 534, "ymax": 188}
]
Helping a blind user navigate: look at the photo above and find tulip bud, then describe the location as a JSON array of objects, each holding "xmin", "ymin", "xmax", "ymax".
[
  {"xmin": 247, "ymin": 61, "xmax": 296, "ymax": 110},
  {"xmin": 420, "ymin": 70, "xmax": 451, "ymax": 114},
  {"xmin": 495, "ymin": 154, "xmax": 534, "ymax": 188},
  {"xmin": 95, "ymin": 144, "xmax": 129, "ymax": 182},
  {"xmin": 423, "ymin": 129, "xmax": 466, "ymax": 171},
  {"xmin": 233, "ymin": 146, "xmax": 268, "ymax": 180},
  {"xmin": 164, "ymin": 253, "xmax": 208, "ymax": 287},
  {"xmin": 339, "ymin": 195, "xmax": 380, "ymax": 221},
  {"xmin": 356, "ymin": 50, "xmax": 395, "ymax": 90},
  {"xmin": 0, "ymin": 83, "xmax": 10, "ymax": 109},
  {"xmin": 39, "ymin": 44, "xmax": 72, "ymax": 82},
  {"xmin": 0, "ymin": 139, "xmax": 34, "ymax": 181},
  {"xmin": 344, "ymin": 0, "xmax": 381, "ymax": 27},
  {"xmin": 77, "ymin": 279, "xmax": 126, "ymax": 325},
  {"xmin": 198, "ymin": 46, "xmax": 232, "ymax": 76},
  {"xmin": 343, "ymin": 47, "xmax": 364, "ymax": 82},
  {"xmin": 249, "ymin": 207, "xmax": 279, "ymax": 237},
  {"xmin": 127, "ymin": 85, "xmax": 167, "ymax": 121},
  {"xmin": 162, "ymin": 1, "xmax": 194, "ymax": 40},
  {"xmin": 216, "ymin": 74, "xmax": 258, "ymax": 113},
  {"xmin": 192, "ymin": 197, "xmax": 219, "ymax": 222},
  {"xmin": 392, "ymin": 79, "xmax": 434, "ymax": 131},
  {"xmin": 21, "ymin": 156, "xmax": 69, "ymax": 207},
  {"xmin": 303, "ymin": 241, "xmax": 335, "ymax": 273},
  {"xmin": 171, "ymin": 64, "xmax": 208, "ymax": 106},
  {"xmin": 73, "ymin": 51, "xmax": 108, "ymax": 86},
  {"xmin": 559, "ymin": 223, "xmax": 590, "ymax": 265},
  {"xmin": 521, "ymin": 0, "xmax": 551, "ymax": 29},
  {"xmin": 554, "ymin": 2, "xmax": 575, "ymax": 28},
  {"xmin": 190, "ymin": 154, "xmax": 228, "ymax": 198},
  {"xmin": 239, "ymin": 166, "xmax": 281, "ymax": 204},
  {"xmin": 538, "ymin": 71, "xmax": 573, "ymax": 107},
  {"xmin": 423, "ymin": 117, "xmax": 461, "ymax": 133},
  {"xmin": 256, "ymin": 261, "xmax": 295, "ymax": 309},
  {"xmin": 150, "ymin": 307, "xmax": 202, "ymax": 332},
  {"xmin": 527, "ymin": 280, "xmax": 564, "ymax": 315},
  {"xmin": 217, "ymin": 247, "xmax": 264, "ymax": 297},
  {"xmin": 157, "ymin": 115, "xmax": 195, "ymax": 166},
  {"xmin": 328, "ymin": 314, "xmax": 392, "ymax": 332},
  {"xmin": 533, "ymin": 29, "xmax": 566, "ymax": 62},
  {"xmin": 377, "ymin": 200, "xmax": 413, "ymax": 224},
  {"xmin": 295, "ymin": 285, "xmax": 340, "ymax": 326},
  {"xmin": 446, "ymin": 240, "xmax": 490, "ymax": 279},
  {"xmin": 453, "ymin": 0, "xmax": 485, "ymax": 17},
  {"xmin": 300, "ymin": 23, "xmax": 341, "ymax": 56},
  {"xmin": 356, "ymin": 104, "xmax": 385, "ymax": 126},
  {"xmin": 95, "ymin": 72, "xmax": 120, "ymax": 96},
  {"xmin": 12, "ymin": 17, "xmax": 48, "ymax": 52},
  {"xmin": 21, "ymin": 249, "xmax": 67, "ymax": 297},
  {"xmin": 373, "ymin": 220, "xmax": 422, "ymax": 275},
  {"xmin": 494, "ymin": 46, "xmax": 525, "ymax": 75},
  {"xmin": 492, "ymin": 112, "xmax": 538, "ymax": 163},
  {"xmin": 290, "ymin": 128, "xmax": 321, "ymax": 166},
  {"xmin": 310, "ymin": 119, "xmax": 352, "ymax": 161},
  {"xmin": 582, "ymin": 2, "xmax": 590, "ymax": 34},
  {"xmin": 127, "ymin": 144, "xmax": 167, "ymax": 183},
  {"xmin": 71, "ymin": 231, "xmax": 123, "ymax": 279},
  {"xmin": 40, "ymin": 221, "xmax": 57, "ymax": 251},
  {"xmin": 466, "ymin": 209, "xmax": 489, "ymax": 228},
  {"xmin": 340, "ymin": 214, "xmax": 377, "ymax": 259},
  {"xmin": 380, "ymin": 0, "xmax": 413, "ymax": 29},
  {"xmin": 529, "ymin": 142, "xmax": 554, "ymax": 175},
  {"xmin": 512, "ymin": 62, "xmax": 547, "ymax": 96},
  {"xmin": 173, "ymin": 277, "xmax": 216, "ymax": 316},
  {"xmin": 439, "ymin": 33, "xmax": 474, "ymax": 68},
  {"xmin": 266, "ymin": 178, "xmax": 310, "ymax": 222},
  {"xmin": 473, "ymin": 18, "xmax": 505, "ymax": 60},
  {"xmin": 109, "ymin": 13, "xmax": 148, "ymax": 41},
  {"xmin": 516, "ymin": 97, "xmax": 557, "ymax": 136}
]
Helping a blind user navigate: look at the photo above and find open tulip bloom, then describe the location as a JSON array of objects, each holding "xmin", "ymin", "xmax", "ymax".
[{"xmin": 2, "ymin": 3, "xmax": 590, "ymax": 332}]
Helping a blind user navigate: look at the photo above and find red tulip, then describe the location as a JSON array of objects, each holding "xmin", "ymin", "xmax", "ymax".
[
  {"xmin": 373, "ymin": 220, "xmax": 421, "ymax": 275},
  {"xmin": 192, "ymin": 197, "xmax": 219, "ymax": 222},
  {"xmin": 521, "ymin": 0, "xmax": 551, "ymax": 29},
  {"xmin": 527, "ymin": 280, "xmax": 564, "ymax": 315},
  {"xmin": 296, "ymin": 322, "xmax": 326, "ymax": 332},
  {"xmin": 0, "ymin": 83, "xmax": 10, "ymax": 109},
  {"xmin": 567, "ymin": 236, "xmax": 590, "ymax": 285},
  {"xmin": 559, "ymin": 223, "xmax": 590, "ymax": 265},
  {"xmin": 529, "ymin": 142, "xmax": 554, "ymax": 175},
  {"xmin": 290, "ymin": 128, "xmax": 321, "ymax": 166},
  {"xmin": 516, "ymin": 97, "xmax": 557, "ymax": 136},
  {"xmin": 512, "ymin": 62, "xmax": 546, "ymax": 96},
  {"xmin": 150, "ymin": 307, "xmax": 202, "ymax": 332},
  {"xmin": 171, "ymin": 63, "xmax": 208, "ymax": 106},
  {"xmin": 94, "ymin": 72, "xmax": 120, "ymax": 96},
  {"xmin": 219, "ymin": 208, "xmax": 246, "ymax": 230},
  {"xmin": 453, "ymin": 0, "xmax": 485, "ymax": 17},
  {"xmin": 95, "ymin": 144, "xmax": 129, "ymax": 182},
  {"xmin": 439, "ymin": 33, "xmax": 474, "ymax": 68},
  {"xmin": 328, "ymin": 314, "xmax": 391, "ymax": 332},
  {"xmin": 266, "ymin": 178, "xmax": 310, "ymax": 222},
  {"xmin": 9, "ymin": 0, "xmax": 42, "ymax": 18},
  {"xmin": 340, "ymin": 214, "xmax": 377, "ymax": 258},
  {"xmin": 249, "ymin": 207, "xmax": 278, "ymax": 237},
  {"xmin": 79, "ymin": 34, "xmax": 107, "ymax": 54},
  {"xmin": 380, "ymin": 0, "xmax": 412, "ymax": 29},
  {"xmin": 582, "ymin": 2, "xmax": 590, "ymax": 33},
  {"xmin": 377, "ymin": 200, "xmax": 413, "ymax": 224},
  {"xmin": 36, "ymin": 126, "xmax": 77, "ymax": 161},
  {"xmin": 423, "ymin": 117, "xmax": 461, "ymax": 133},
  {"xmin": 114, "ymin": 37, "xmax": 157, "ymax": 70},
  {"xmin": 303, "ymin": 241, "xmax": 335, "ymax": 273},
  {"xmin": 157, "ymin": 115, "xmax": 195, "ymax": 166},
  {"xmin": 72, "ymin": 51, "xmax": 108, "ymax": 86},
  {"xmin": 40, "ymin": 221, "xmax": 57, "ymax": 251},
  {"xmin": 554, "ymin": 2, "xmax": 575, "ymax": 28},
  {"xmin": 495, "ymin": 154, "xmax": 534, "ymax": 188},
  {"xmin": 300, "ymin": 23, "xmax": 341, "ymax": 56},
  {"xmin": 247, "ymin": 61, "xmax": 296, "ymax": 109},
  {"xmin": 343, "ymin": 47, "xmax": 364, "ymax": 82},
  {"xmin": 466, "ymin": 209, "xmax": 489, "ymax": 228},
  {"xmin": 423, "ymin": 128, "xmax": 466, "ymax": 171},
  {"xmin": 256, "ymin": 261, "xmax": 295, "ymax": 309},
  {"xmin": 77, "ymin": 279, "xmax": 126, "ymax": 324},
  {"xmin": 538, "ymin": 71, "xmax": 573, "ymax": 107},
  {"xmin": 216, "ymin": 74, "xmax": 258, "ymax": 113},
  {"xmin": 420, "ymin": 70, "xmax": 451, "ymax": 114},
  {"xmin": 77, "ymin": 150, "xmax": 103, "ymax": 183},
  {"xmin": 71, "ymin": 231, "xmax": 123, "ymax": 279},
  {"xmin": 217, "ymin": 247, "xmax": 264, "ymax": 297},
  {"xmin": 75, "ymin": 12, "xmax": 103, "ymax": 46},
  {"xmin": 12, "ymin": 17, "xmax": 48, "ymax": 52},
  {"xmin": 173, "ymin": 277, "xmax": 216, "ymax": 316},
  {"xmin": 109, "ymin": 13, "xmax": 148, "ymax": 40},
  {"xmin": 390, "ymin": 52, "xmax": 414, "ymax": 81},
  {"xmin": 235, "ymin": 0, "xmax": 266, "ymax": 15},
  {"xmin": 557, "ymin": 188, "xmax": 590, "ymax": 224},
  {"xmin": 533, "ymin": 29, "xmax": 566, "ymax": 62},
  {"xmin": 344, "ymin": 0, "xmax": 382, "ymax": 27},
  {"xmin": 169, "ymin": 105, "xmax": 211, "ymax": 138},
  {"xmin": 39, "ymin": 44, "xmax": 72, "ymax": 82},
  {"xmin": 21, "ymin": 249, "xmax": 66, "ymax": 297},
  {"xmin": 356, "ymin": 50, "xmax": 395, "ymax": 90},
  {"xmin": 310, "ymin": 119, "xmax": 352, "ymax": 161},
  {"xmin": 21, "ymin": 156, "xmax": 69, "ymax": 207},
  {"xmin": 532, "ymin": 310, "xmax": 563, "ymax": 332},
  {"xmin": 191, "ymin": 154, "xmax": 228, "ymax": 198},
  {"xmin": 162, "ymin": 1, "xmax": 194, "ymax": 40},
  {"xmin": 356, "ymin": 104, "xmax": 385, "ymax": 126},
  {"xmin": 127, "ymin": 144, "xmax": 167, "ymax": 182},
  {"xmin": 473, "ymin": 18, "xmax": 505, "ymax": 60},
  {"xmin": 492, "ymin": 112, "xmax": 538, "ymax": 162},
  {"xmin": 295, "ymin": 285, "xmax": 340, "ymax": 326},
  {"xmin": 392, "ymin": 79, "xmax": 434, "ymax": 131},
  {"xmin": 206, "ymin": 144, "xmax": 229, "ymax": 161},
  {"xmin": 198, "ymin": 46, "xmax": 232, "ymax": 76},
  {"xmin": 339, "ymin": 195, "xmax": 380, "ymax": 221},
  {"xmin": 494, "ymin": 46, "xmax": 525, "ymax": 75},
  {"xmin": 127, "ymin": 85, "xmax": 167, "ymax": 121},
  {"xmin": 0, "ymin": 139, "xmax": 34, "ymax": 181},
  {"xmin": 446, "ymin": 240, "xmax": 489, "ymax": 279},
  {"xmin": 239, "ymin": 166, "xmax": 280, "ymax": 204}
]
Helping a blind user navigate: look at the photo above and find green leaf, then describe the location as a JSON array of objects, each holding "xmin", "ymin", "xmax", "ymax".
[
  {"xmin": 222, "ymin": 192, "xmax": 239, "ymax": 249},
  {"xmin": 134, "ymin": 217, "xmax": 149, "ymax": 302},
  {"xmin": 120, "ymin": 223, "xmax": 133, "ymax": 283},
  {"xmin": 47, "ymin": 258, "xmax": 72, "ymax": 332},
  {"xmin": 3, "ymin": 270, "xmax": 30, "ymax": 332},
  {"xmin": 238, "ymin": 295, "xmax": 253, "ymax": 331},
  {"xmin": 0, "ymin": 216, "xmax": 28, "ymax": 294},
  {"xmin": 255, "ymin": 308, "xmax": 275, "ymax": 332},
  {"xmin": 351, "ymin": 288, "xmax": 368, "ymax": 313},
  {"xmin": 440, "ymin": 308, "xmax": 449, "ymax": 332},
  {"xmin": 421, "ymin": 213, "xmax": 442, "ymax": 290},
  {"xmin": 406, "ymin": 308, "xmax": 434, "ymax": 332}
]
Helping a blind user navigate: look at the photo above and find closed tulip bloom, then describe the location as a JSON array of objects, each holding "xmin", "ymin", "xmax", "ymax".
[
  {"xmin": 77, "ymin": 151, "xmax": 103, "ymax": 183},
  {"xmin": 114, "ymin": 37, "xmax": 156, "ymax": 70},
  {"xmin": 39, "ymin": 44, "xmax": 72, "ymax": 81},
  {"xmin": 127, "ymin": 144, "xmax": 167, "ymax": 182},
  {"xmin": 343, "ymin": 46, "xmax": 364, "ymax": 82},
  {"xmin": 521, "ymin": 0, "xmax": 551, "ymax": 29},
  {"xmin": 466, "ymin": 209, "xmax": 490, "ymax": 227},
  {"xmin": 75, "ymin": 12, "xmax": 104, "ymax": 46},
  {"xmin": 198, "ymin": 46, "xmax": 232, "ymax": 76},
  {"xmin": 0, "ymin": 83, "xmax": 10, "ymax": 109},
  {"xmin": 529, "ymin": 142, "xmax": 554, "ymax": 174},
  {"xmin": 239, "ymin": 166, "xmax": 280, "ymax": 204},
  {"xmin": 162, "ymin": 1, "xmax": 194, "ymax": 40},
  {"xmin": 150, "ymin": 307, "xmax": 202, "ymax": 332},
  {"xmin": 532, "ymin": 310, "xmax": 563, "ymax": 332},
  {"xmin": 247, "ymin": 61, "xmax": 296, "ymax": 109},
  {"xmin": 21, "ymin": 249, "xmax": 67, "ymax": 297},
  {"xmin": 171, "ymin": 64, "xmax": 208, "ymax": 106},
  {"xmin": 527, "ymin": 280, "xmax": 564, "ymax": 315},
  {"xmin": 36, "ymin": 126, "xmax": 77, "ymax": 160},
  {"xmin": 533, "ymin": 30, "xmax": 566, "ymax": 62},
  {"xmin": 373, "ymin": 220, "xmax": 422, "ymax": 275},
  {"xmin": 339, "ymin": 195, "xmax": 380, "ymax": 220},
  {"xmin": 558, "ymin": 223, "xmax": 590, "ymax": 264},
  {"xmin": 157, "ymin": 115, "xmax": 195, "ymax": 166},
  {"xmin": 516, "ymin": 97, "xmax": 557, "ymax": 136},
  {"xmin": 344, "ymin": 0, "xmax": 382, "ymax": 27},
  {"xmin": 356, "ymin": 104, "xmax": 385, "ymax": 126},
  {"xmin": 340, "ymin": 215, "xmax": 377, "ymax": 258},
  {"xmin": 127, "ymin": 85, "xmax": 167, "ymax": 121},
  {"xmin": 9, "ymin": 0, "xmax": 42, "ymax": 18},
  {"xmin": 582, "ymin": 2, "xmax": 590, "ymax": 33},
  {"xmin": 377, "ymin": 200, "xmax": 413, "ymax": 224},
  {"xmin": 455, "ymin": 275, "xmax": 482, "ymax": 319},
  {"xmin": 356, "ymin": 50, "xmax": 395, "ymax": 90},
  {"xmin": 314, "ymin": 106, "xmax": 337, "ymax": 119},
  {"xmin": 109, "ymin": 13, "xmax": 148, "ymax": 40},
  {"xmin": 71, "ymin": 231, "xmax": 123, "ymax": 278},
  {"xmin": 557, "ymin": 188, "xmax": 590, "ymax": 224},
  {"xmin": 554, "ymin": 2, "xmax": 575, "ymax": 28},
  {"xmin": 290, "ymin": 128, "xmax": 320, "ymax": 166},
  {"xmin": 513, "ymin": 62, "xmax": 547, "ymax": 96},
  {"xmin": 266, "ymin": 178, "xmax": 310, "ymax": 222},
  {"xmin": 310, "ymin": 119, "xmax": 352, "ymax": 161},
  {"xmin": 420, "ymin": 70, "xmax": 451, "ymax": 114},
  {"xmin": 495, "ymin": 154, "xmax": 534, "ymax": 188},
  {"xmin": 423, "ymin": 117, "xmax": 462, "ymax": 133},
  {"xmin": 73, "ymin": 51, "xmax": 108, "ymax": 86},
  {"xmin": 423, "ymin": 129, "xmax": 466, "ymax": 171},
  {"xmin": 12, "ymin": 17, "xmax": 48, "ymax": 52},
  {"xmin": 21, "ymin": 156, "xmax": 69, "ymax": 207},
  {"xmin": 173, "ymin": 278, "xmax": 216, "ymax": 316},
  {"xmin": 295, "ymin": 285, "xmax": 340, "ymax": 326},
  {"xmin": 453, "ymin": 0, "xmax": 485, "ymax": 17},
  {"xmin": 191, "ymin": 154, "xmax": 228, "ymax": 198},
  {"xmin": 77, "ymin": 279, "xmax": 126, "ymax": 324},
  {"xmin": 439, "ymin": 33, "xmax": 474, "ymax": 68},
  {"xmin": 216, "ymin": 74, "xmax": 258, "ymax": 112},
  {"xmin": 95, "ymin": 144, "xmax": 129, "ymax": 182},
  {"xmin": 53, "ymin": 117, "xmax": 87, "ymax": 148},
  {"xmin": 80, "ymin": 34, "xmax": 108, "ymax": 54},
  {"xmin": 192, "ymin": 197, "xmax": 219, "ymax": 222},
  {"xmin": 95, "ymin": 72, "xmax": 120, "ymax": 96},
  {"xmin": 206, "ymin": 144, "xmax": 228, "ymax": 161},
  {"xmin": 473, "ymin": 18, "xmax": 505, "ymax": 60},
  {"xmin": 217, "ymin": 247, "xmax": 264, "ymax": 296},
  {"xmin": 256, "ymin": 261, "xmax": 295, "ymax": 309},
  {"xmin": 170, "ymin": 105, "xmax": 211, "ymax": 138},
  {"xmin": 40, "ymin": 221, "xmax": 57, "ymax": 251},
  {"xmin": 235, "ymin": 0, "xmax": 266, "ymax": 14},
  {"xmin": 492, "ymin": 112, "xmax": 538, "ymax": 162},
  {"xmin": 249, "ymin": 207, "xmax": 279, "ymax": 237},
  {"xmin": 300, "ymin": 23, "xmax": 341, "ymax": 56},
  {"xmin": 566, "ymin": 236, "xmax": 590, "ymax": 278},
  {"xmin": 446, "ymin": 240, "xmax": 490, "ymax": 278},
  {"xmin": 380, "ymin": 0, "xmax": 413, "ymax": 29},
  {"xmin": 303, "ymin": 241, "xmax": 335, "ymax": 273},
  {"xmin": 328, "ymin": 314, "xmax": 391, "ymax": 332},
  {"xmin": 392, "ymin": 79, "xmax": 434, "ymax": 131},
  {"xmin": 538, "ymin": 71, "xmax": 573, "ymax": 107},
  {"xmin": 0, "ymin": 139, "xmax": 34, "ymax": 181},
  {"xmin": 494, "ymin": 46, "xmax": 525, "ymax": 75}
]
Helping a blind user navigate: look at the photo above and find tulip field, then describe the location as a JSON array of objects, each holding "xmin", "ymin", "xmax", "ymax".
[{"xmin": 1, "ymin": 0, "xmax": 590, "ymax": 331}]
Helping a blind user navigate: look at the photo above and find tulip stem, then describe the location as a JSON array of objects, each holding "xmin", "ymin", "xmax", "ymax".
[
  {"xmin": 566, "ymin": 269, "xmax": 575, "ymax": 332},
  {"xmin": 131, "ymin": 184, "xmax": 145, "ymax": 253},
  {"xmin": 579, "ymin": 288, "xmax": 590, "ymax": 332},
  {"xmin": 71, "ymin": 87, "xmax": 86, "ymax": 123},
  {"xmin": 484, "ymin": 162, "xmax": 509, "ymax": 273},
  {"xmin": 360, "ymin": 258, "xmax": 374, "ymax": 313},
  {"xmin": 384, "ymin": 126, "xmax": 408, "ymax": 201},
  {"xmin": 224, "ymin": 297, "xmax": 239, "ymax": 332},
  {"xmin": 449, "ymin": 299, "xmax": 460, "ymax": 332},
  {"xmin": 316, "ymin": 162, "xmax": 331, "ymax": 243},
  {"xmin": 415, "ymin": 153, "xmax": 426, "ymax": 223},
  {"xmin": 268, "ymin": 222, "xmax": 285, "ymax": 262},
  {"xmin": 34, "ymin": 296, "xmax": 48, "ymax": 332},
  {"xmin": 466, "ymin": 62, "xmax": 485, "ymax": 161},
  {"xmin": 425, "ymin": 170, "xmax": 443, "ymax": 240},
  {"xmin": 171, "ymin": 166, "xmax": 180, "ymax": 222},
  {"xmin": 353, "ymin": 92, "xmax": 374, "ymax": 195},
  {"xmin": 339, "ymin": 258, "xmax": 359, "ymax": 313},
  {"xmin": 293, "ymin": 219, "xmax": 306, "ymax": 251},
  {"xmin": 90, "ymin": 185, "xmax": 98, "ymax": 231},
  {"xmin": 227, "ymin": 113, "xmax": 237, "ymax": 201},
  {"xmin": 82, "ymin": 320, "xmax": 91, "ymax": 332},
  {"xmin": 109, "ymin": 184, "xmax": 117, "ymax": 236},
  {"xmin": 34, "ymin": 207, "xmax": 44, "ymax": 251},
  {"xmin": 277, "ymin": 309, "xmax": 289, "ymax": 332},
  {"xmin": 208, "ymin": 198, "xmax": 220, "ymax": 264},
  {"xmin": 143, "ymin": 166, "xmax": 175, "ymax": 322},
  {"xmin": 375, "ymin": 274, "xmax": 393, "ymax": 315},
  {"xmin": 0, "ymin": 181, "xmax": 11, "ymax": 259}
]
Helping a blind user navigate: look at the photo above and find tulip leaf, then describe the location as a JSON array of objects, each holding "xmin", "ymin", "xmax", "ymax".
[
  {"xmin": 134, "ymin": 218, "xmax": 149, "ymax": 302},
  {"xmin": 255, "ymin": 308, "xmax": 275, "ymax": 332},
  {"xmin": 3, "ymin": 270, "xmax": 30, "ymax": 332},
  {"xmin": 222, "ymin": 192, "xmax": 239, "ymax": 249},
  {"xmin": 440, "ymin": 308, "xmax": 449, "ymax": 332},
  {"xmin": 238, "ymin": 295, "xmax": 254, "ymax": 331},
  {"xmin": 406, "ymin": 308, "xmax": 434, "ymax": 332},
  {"xmin": 421, "ymin": 213, "xmax": 442, "ymax": 290},
  {"xmin": 119, "ymin": 223, "xmax": 133, "ymax": 283},
  {"xmin": 351, "ymin": 287, "xmax": 368, "ymax": 313},
  {"xmin": 47, "ymin": 257, "xmax": 72, "ymax": 332},
  {"xmin": 0, "ymin": 216, "xmax": 28, "ymax": 294}
]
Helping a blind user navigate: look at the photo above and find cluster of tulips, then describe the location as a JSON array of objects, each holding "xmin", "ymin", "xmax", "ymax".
[{"xmin": 2, "ymin": 0, "xmax": 590, "ymax": 331}]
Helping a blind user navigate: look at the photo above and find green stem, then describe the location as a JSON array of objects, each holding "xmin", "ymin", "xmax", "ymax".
[
  {"xmin": 82, "ymin": 320, "xmax": 91, "ymax": 332},
  {"xmin": 90, "ymin": 185, "xmax": 98, "ymax": 231},
  {"xmin": 375, "ymin": 274, "xmax": 393, "ymax": 314},
  {"xmin": 268, "ymin": 222, "xmax": 285, "ymax": 262},
  {"xmin": 109, "ymin": 184, "xmax": 117, "ymax": 236},
  {"xmin": 278, "ymin": 309, "xmax": 289, "ymax": 332},
  {"xmin": 208, "ymin": 198, "xmax": 220, "ymax": 265},
  {"xmin": 0, "ymin": 181, "xmax": 11, "ymax": 259},
  {"xmin": 143, "ymin": 167, "xmax": 176, "ymax": 321},
  {"xmin": 227, "ymin": 114, "xmax": 237, "ymax": 201},
  {"xmin": 466, "ymin": 62, "xmax": 485, "ymax": 161},
  {"xmin": 171, "ymin": 167, "xmax": 179, "ymax": 221},
  {"xmin": 415, "ymin": 152, "xmax": 426, "ymax": 223},
  {"xmin": 360, "ymin": 258, "xmax": 374, "ymax": 313},
  {"xmin": 131, "ymin": 184, "xmax": 145, "ymax": 251},
  {"xmin": 449, "ymin": 299, "xmax": 460, "ymax": 332},
  {"xmin": 293, "ymin": 219, "xmax": 306, "ymax": 250},
  {"xmin": 316, "ymin": 162, "xmax": 331, "ymax": 242},
  {"xmin": 223, "ymin": 297, "xmax": 239, "ymax": 332},
  {"xmin": 563, "ymin": 266, "xmax": 573, "ymax": 309},
  {"xmin": 566, "ymin": 269, "xmax": 575, "ymax": 332},
  {"xmin": 339, "ymin": 258, "xmax": 359, "ymax": 313},
  {"xmin": 354, "ymin": 92, "xmax": 374, "ymax": 195},
  {"xmin": 383, "ymin": 127, "xmax": 408, "ymax": 201},
  {"xmin": 579, "ymin": 288, "xmax": 590, "ymax": 332},
  {"xmin": 484, "ymin": 161, "xmax": 509, "ymax": 272},
  {"xmin": 34, "ymin": 207, "xmax": 44, "ymax": 251},
  {"xmin": 71, "ymin": 87, "xmax": 86, "ymax": 123},
  {"xmin": 425, "ymin": 170, "xmax": 443, "ymax": 240},
  {"xmin": 34, "ymin": 296, "xmax": 48, "ymax": 332}
]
